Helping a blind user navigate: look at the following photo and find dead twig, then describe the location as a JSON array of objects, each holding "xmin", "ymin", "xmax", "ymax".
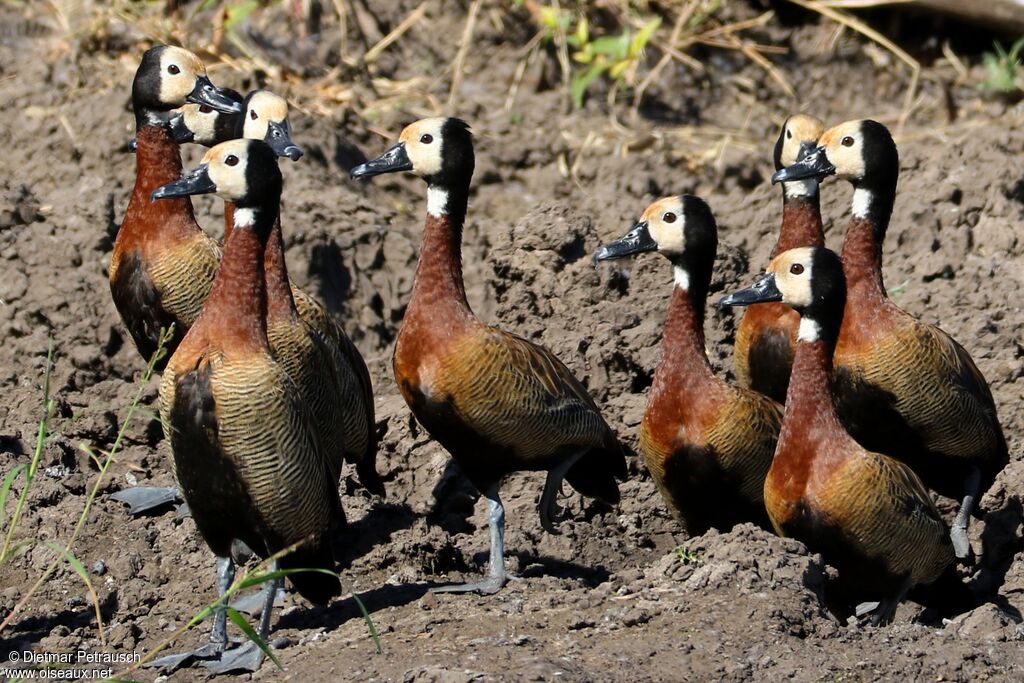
[
  {"xmin": 631, "ymin": 0, "xmax": 700, "ymax": 117},
  {"xmin": 786, "ymin": 0, "xmax": 920, "ymax": 131},
  {"xmin": 448, "ymin": 0, "xmax": 483, "ymax": 108},
  {"xmin": 364, "ymin": 0, "xmax": 428, "ymax": 64}
]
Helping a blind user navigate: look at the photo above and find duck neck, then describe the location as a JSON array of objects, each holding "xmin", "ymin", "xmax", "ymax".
[
  {"xmin": 128, "ymin": 126, "xmax": 198, "ymax": 240},
  {"xmin": 408, "ymin": 181, "xmax": 473, "ymax": 323},
  {"xmin": 201, "ymin": 206, "xmax": 273, "ymax": 352},
  {"xmin": 224, "ymin": 201, "xmax": 236, "ymax": 242},
  {"xmin": 840, "ymin": 180, "xmax": 894, "ymax": 304},
  {"xmin": 263, "ymin": 213, "xmax": 298, "ymax": 324},
  {"xmin": 780, "ymin": 317, "xmax": 845, "ymax": 448},
  {"xmin": 651, "ymin": 265, "xmax": 715, "ymax": 399},
  {"xmin": 773, "ymin": 181, "xmax": 824, "ymax": 257}
]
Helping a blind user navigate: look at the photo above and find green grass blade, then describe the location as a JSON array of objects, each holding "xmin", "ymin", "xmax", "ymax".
[
  {"xmin": 225, "ymin": 607, "xmax": 281, "ymax": 669},
  {"xmin": 346, "ymin": 588, "xmax": 382, "ymax": 654},
  {"xmin": 45, "ymin": 541, "xmax": 88, "ymax": 579},
  {"xmin": 45, "ymin": 541, "xmax": 106, "ymax": 643},
  {"xmin": 237, "ymin": 566, "xmax": 337, "ymax": 590},
  {"xmin": 0, "ymin": 463, "xmax": 28, "ymax": 528}
]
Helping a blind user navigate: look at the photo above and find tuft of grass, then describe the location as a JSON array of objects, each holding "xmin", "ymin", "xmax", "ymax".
[
  {"xmin": 115, "ymin": 546, "xmax": 382, "ymax": 678},
  {"xmin": 1, "ymin": 325, "xmax": 382, "ymax": 672},
  {"xmin": 0, "ymin": 340, "xmax": 56, "ymax": 568},
  {"xmin": 980, "ymin": 39, "xmax": 1024, "ymax": 95},
  {"xmin": 0, "ymin": 327, "xmax": 172, "ymax": 638},
  {"xmin": 674, "ymin": 545, "xmax": 704, "ymax": 566},
  {"xmin": 567, "ymin": 14, "xmax": 661, "ymax": 109}
]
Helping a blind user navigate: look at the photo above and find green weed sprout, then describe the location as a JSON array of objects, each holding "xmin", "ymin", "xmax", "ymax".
[
  {"xmin": 980, "ymin": 38, "xmax": 1024, "ymax": 95},
  {"xmin": 568, "ymin": 15, "xmax": 661, "ymax": 109}
]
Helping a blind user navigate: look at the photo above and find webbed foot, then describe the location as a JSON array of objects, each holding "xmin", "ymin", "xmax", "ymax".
[
  {"xmin": 202, "ymin": 641, "xmax": 267, "ymax": 675},
  {"xmin": 430, "ymin": 573, "xmax": 509, "ymax": 596},
  {"xmin": 109, "ymin": 486, "xmax": 181, "ymax": 515}
]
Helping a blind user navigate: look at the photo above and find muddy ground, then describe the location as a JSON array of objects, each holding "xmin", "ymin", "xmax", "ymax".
[{"xmin": 1, "ymin": 1, "xmax": 1023, "ymax": 681}]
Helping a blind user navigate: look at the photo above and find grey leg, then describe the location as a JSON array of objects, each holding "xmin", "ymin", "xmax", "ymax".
[
  {"xmin": 204, "ymin": 562, "xmax": 282, "ymax": 674},
  {"xmin": 209, "ymin": 556, "xmax": 235, "ymax": 648},
  {"xmin": 951, "ymin": 468, "xmax": 982, "ymax": 561},
  {"xmin": 856, "ymin": 578, "xmax": 912, "ymax": 626},
  {"xmin": 109, "ymin": 486, "xmax": 182, "ymax": 515},
  {"xmin": 432, "ymin": 484, "xmax": 509, "ymax": 595},
  {"xmin": 145, "ymin": 556, "xmax": 234, "ymax": 671},
  {"xmin": 539, "ymin": 452, "xmax": 584, "ymax": 535}
]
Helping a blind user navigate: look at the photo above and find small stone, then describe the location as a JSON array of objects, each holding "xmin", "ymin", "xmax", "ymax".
[
  {"xmin": 125, "ymin": 472, "xmax": 138, "ymax": 486},
  {"xmin": 92, "ymin": 560, "xmax": 106, "ymax": 576},
  {"xmin": 418, "ymin": 591, "xmax": 438, "ymax": 610},
  {"xmin": 44, "ymin": 465, "xmax": 70, "ymax": 478},
  {"xmin": 270, "ymin": 636, "xmax": 293, "ymax": 650}
]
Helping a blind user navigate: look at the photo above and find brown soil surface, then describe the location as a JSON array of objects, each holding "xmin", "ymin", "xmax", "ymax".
[{"xmin": 1, "ymin": 2, "xmax": 1023, "ymax": 681}]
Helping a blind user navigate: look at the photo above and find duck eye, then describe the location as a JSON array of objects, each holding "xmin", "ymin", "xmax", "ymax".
[
  {"xmin": 168, "ymin": 64, "xmax": 180, "ymax": 75},
  {"xmin": 199, "ymin": 105, "xmax": 212, "ymax": 113},
  {"xmin": 420, "ymin": 134, "xmax": 433, "ymax": 144},
  {"xmin": 841, "ymin": 136, "xmax": 855, "ymax": 147},
  {"xmin": 250, "ymin": 110, "xmax": 258, "ymax": 120},
  {"xmin": 790, "ymin": 263, "xmax": 805, "ymax": 275},
  {"xmin": 225, "ymin": 154, "xmax": 239, "ymax": 167},
  {"xmin": 662, "ymin": 212, "xmax": 676, "ymax": 223},
  {"xmin": 786, "ymin": 129, "xmax": 792, "ymax": 139}
]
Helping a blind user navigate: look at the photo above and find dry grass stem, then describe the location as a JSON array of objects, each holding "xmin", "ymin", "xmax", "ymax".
[
  {"xmin": 786, "ymin": 0, "xmax": 920, "ymax": 129},
  {"xmin": 363, "ymin": 0, "xmax": 428, "ymax": 64},
  {"xmin": 448, "ymin": 0, "xmax": 483, "ymax": 108}
]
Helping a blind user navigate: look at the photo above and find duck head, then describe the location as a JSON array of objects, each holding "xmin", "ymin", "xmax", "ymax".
[
  {"xmin": 719, "ymin": 246, "xmax": 846, "ymax": 342},
  {"xmin": 594, "ymin": 195, "xmax": 717, "ymax": 297},
  {"xmin": 151, "ymin": 138, "xmax": 282, "ymax": 213},
  {"xmin": 166, "ymin": 87, "xmax": 243, "ymax": 145},
  {"xmin": 240, "ymin": 91, "xmax": 303, "ymax": 160},
  {"xmin": 772, "ymin": 119, "xmax": 899, "ymax": 224},
  {"xmin": 773, "ymin": 114, "xmax": 825, "ymax": 198},
  {"xmin": 351, "ymin": 117, "xmax": 474, "ymax": 217},
  {"xmin": 132, "ymin": 45, "xmax": 242, "ymax": 127}
]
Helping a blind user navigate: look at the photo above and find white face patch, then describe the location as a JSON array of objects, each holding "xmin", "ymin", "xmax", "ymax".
[
  {"xmin": 401, "ymin": 117, "xmax": 446, "ymax": 177},
  {"xmin": 426, "ymin": 186, "xmax": 449, "ymax": 217},
  {"xmin": 158, "ymin": 47, "xmax": 204, "ymax": 107},
  {"xmin": 783, "ymin": 180, "xmax": 816, "ymax": 198},
  {"xmin": 234, "ymin": 207, "xmax": 256, "ymax": 228},
  {"xmin": 181, "ymin": 104, "xmax": 217, "ymax": 145},
  {"xmin": 798, "ymin": 317, "xmax": 821, "ymax": 342},
  {"xmin": 242, "ymin": 91, "xmax": 288, "ymax": 141},
  {"xmin": 644, "ymin": 197, "xmax": 686, "ymax": 255},
  {"xmin": 204, "ymin": 139, "xmax": 251, "ymax": 202},
  {"xmin": 820, "ymin": 121, "xmax": 868, "ymax": 180},
  {"xmin": 673, "ymin": 266, "xmax": 690, "ymax": 290},
  {"xmin": 851, "ymin": 187, "xmax": 873, "ymax": 219},
  {"xmin": 780, "ymin": 115, "xmax": 825, "ymax": 167},
  {"xmin": 770, "ymin": 247, "xmax": 815, "ymax": 308}
]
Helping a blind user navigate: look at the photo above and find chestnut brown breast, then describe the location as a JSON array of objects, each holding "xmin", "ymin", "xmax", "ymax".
[
  {"xmin": 735, "ymin": 196, "xmax": 823, "ymax": 403},
  {"xmin": 767, "ymin": 334, "xmax": 952, "ymax": 600},
  {"xmin": 640, "ymin": 286, "xmax": 780, "ymax": 534},
  {"xmin": 111, "ymin": 125, "xmax": 220, "ymax": 365},
  {"xmin": 161, "ymin": 222, "xmax": 342, "ymax": 605},
  {"xmin": 393, "ymin": 212, "xmax": 624, "ymax": 499},
  {"xmin": 833, "ymin": 218, "xmax": 1008, "ymax": 499}
]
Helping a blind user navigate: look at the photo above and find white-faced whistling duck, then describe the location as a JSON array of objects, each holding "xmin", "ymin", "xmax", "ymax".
[
  {"xmin": 594, "ymin": 196, "xmax": 781, "ymax": 534},
  {"xmin": 720, "ymin": 246, "xmax": 956, "ymax": 624},
  {"xmin": 772, "ymin": 120, "xmax": 1008, "ymax": 560},
  {"xmin": 110, "ymin": 46, "xmax": 240, "ymax": 366},
  {"xmin": 351, "ymin": 117, "xmax": 626, "ymax": 595},
  {"xmin": 239, "ymin": 91, "xmax": 382, "ymax": 498},
  {"xmin": 148, "ymin": 139, "xmax": 342, "ymax": 673},
  {"xmin": 117, "ymin": 91, "xmax": 382, "ymax": 516},
  {"xmin": 734, "ymin": 115, "xmax": 825, "ymax": 404}
]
